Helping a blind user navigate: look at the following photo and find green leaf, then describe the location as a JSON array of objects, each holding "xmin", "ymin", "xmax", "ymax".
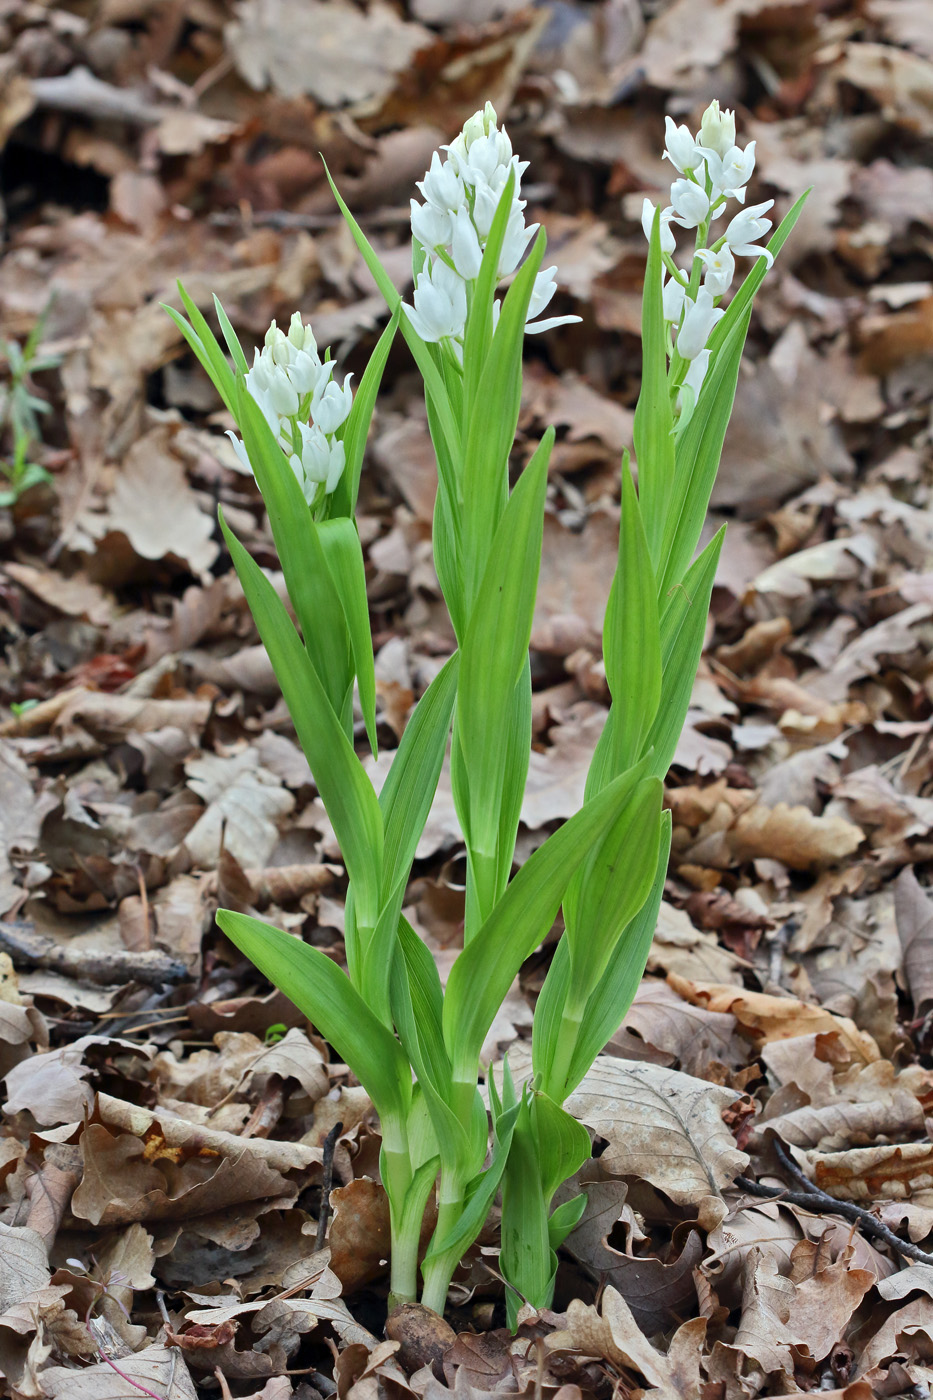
[
  {"xmin": 380, "ymin": 653, "xmax": 459, "ymax": 898},
  {"xmin": 456, "ymin": 430, "xmax": 552, "ymax": 902},
  {"xmin": 161, "ymin": 295, "xmax": 236, "ymax": 418},
  {"xmin": 632, "ymin": 208, "xmax": 675, "ymax": 567},
  {"xmin": 212, "ymin": 294, "xmax": 249, "ymax": 374},
  {"xmin": 422, "ymin": 1065, "xmax": 522, "ymax": 1270},
  {"xmin": 461, "ymin": 230, "xmax": 548, "ymax": 607},
  {"xmin": 562, "ymin": 811, "xmax": 671, "ymax": 1097},
  {"xmin": 331, "ymin": 306, "xmax": 400, "ymax": 520},
  {"xmin": 234, "ymin": 378, "xmax": 352, "ymax": 717},
  {"xmin": 563, "ymin": 776, "xmax": 663, "ymax": 1002},
  {"xmin": 647, "ymin": 529, "xmax": 725, "ymax": 780},
  {"xmin": 599, "ymin": 455, "xmax": 661, "ymax": 786},
  {"xmin": 462, "ymin": 168, "xmax": 516, "ymax": 417},
  {"xmin": 548, "ymin": 1194, "xmax": 587, "ymax": 1251},
  {"xmin": 216, "ymin": 909, "xmax": 410, "ymax": 1122},
  {"xmin": 443, "ymin": 756, "xmax": 651, "ymax": 1082},
  {"xmin": 319, "ymin": 517, "xmax": 378, "ymax": 758},
  {"xmin": 219, "ymin": 510, "xmax": 384, "ymax": 928}
]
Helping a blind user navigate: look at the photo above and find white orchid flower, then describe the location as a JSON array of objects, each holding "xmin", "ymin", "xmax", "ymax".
[
  {"xmin": 695, "ymin": 244, "xmax": 736, "ymax": 297},
  {"xmin": 676, "ymin": 287, "xmax": 725, "ymax": 359},
  {"xmin": 313, "ymin": 375, "xmax": 354, "ymax": 436},
  {"xmin": 670, "ymin": 178, "xmax": 711, "ymax": 229},
  {"xmin": 404, "ymin": 258, "xmax": 468, "ymax": 343},
  {"xmin": 703, "ymin": 142, "xmax": 756, "ymax": 200},
  {"xmin": 662, "ymin": 276, "xmax": 687, "ymax": 323},
  {"xmin": 411, "ymin": 199, "xmax": 452, "ymax": 251},
  {"xmin": 724, "ymin": 201, "xmax": 775, "ymax": 265},
  {"xmin": 451, "ymin": 204, "xmax": 483, "ymax": 280}
]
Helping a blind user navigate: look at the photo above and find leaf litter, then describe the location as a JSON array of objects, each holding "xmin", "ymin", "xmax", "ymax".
[{"xmin": 2, "ymin": 0, "xmax": 933, "ymax": 1394}]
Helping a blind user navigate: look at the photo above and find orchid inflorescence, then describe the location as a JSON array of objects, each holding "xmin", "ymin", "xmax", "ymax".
[
  {"xmin": 166, "ymin": 99, "xmax": 804, "ymax": 1326},
  {"xmin": 641, "ymin": 100, "xmax": 774, "ymax": 423},
  {"xmin": 227, "ymin": 312, "xmax": 353, "ymax": 506},
  {"xmin": 405, "ymin": 101, "xmax": 580, "ymax": 356}
]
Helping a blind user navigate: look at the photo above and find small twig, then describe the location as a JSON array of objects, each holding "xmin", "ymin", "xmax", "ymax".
[
  {"xmin": 315, "ymin": 1121, "xmax": 343, "ymax": 1251},
  {"xmin": 735, "ymin": 1139, "xmax": 933, "ymax": 1267}
]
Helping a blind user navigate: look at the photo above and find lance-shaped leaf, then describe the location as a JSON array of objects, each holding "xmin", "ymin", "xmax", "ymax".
[
  {"xmin": 422, "ymin": 1064, "xmax": 522, "ymax": 1272},
  {"xmin": 560, "ymin": 812, "xmax": 672, "ymax": 1098},
  {"xmin": 443, "ymin": 757, "xmax": 651, "ymax": 1083},
  {"xmin": 219, "ymin": 511, "xmax": 384, "ymax": 928},
  {"xmin": 212, "ymin": 294, "xmax": 249, "ymax": 374},
  {"xmin": 461, "ymin": 230, "xmax": 548, "ymax": 607},
  {"xmin": 599, "ymin": 456, "xmax": 661, "ymax": 786},
  {"xmin": 235, "ymin": 379, "xmax": 352, "ymax": 717},
  {"xmin": 160, "ymin": 282, "xmax": 237, "ymax": 417},
  {"xmin": 632, "ymin": 208, "xmax": 674, "ymax": 567},
  {"xmin": 319, "ymin": 518, "xmax": 378, "ymax": 758},
  {"xmin": 330, "ymin": 306, "xmax": 400, "ymax": 520},
  {"xmin": 379, "ymin": 653, "xmax": 459, "ymax": 898},
  {"xmin": 647, "ymin": 527, "xmax": 725, "ymax": 781},
  {"xmin": 461, "ymin": 169, "xmax": 516, "ymax": 417},
  {"xmin": 562, "ymin": 775, "xmax": 664, "ymax": 1006},
  {"xmin": 456, "ymin": 431, "xmax": 552, "ymax": 904},
  {"xmin": 500, "ymin": 1091, "xmax": 590, "ymax": 1324},
  {"xmin": 216, "ymin": 909, "xmax": 410, "ymax": 1123}
]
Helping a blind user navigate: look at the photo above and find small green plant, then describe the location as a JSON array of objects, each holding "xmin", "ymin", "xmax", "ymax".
[
  {"xmin": 0, "ymin": 309, "xmax": 60, "ymax": 506},
  {"xmin": 264, "ymin": 1022, "xmax": 288, "ymax": 1044},
  {"xmin": 165, "ymin": 100, "xmax": 804, "ymax": 1321}
]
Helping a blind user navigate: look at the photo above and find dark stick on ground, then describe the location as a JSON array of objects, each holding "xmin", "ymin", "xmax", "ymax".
[
  {"xmin": 735, "ymin": 1139, "xmax": 933, "ymax": 1268},
  {"xmin": 316, "ymin": 1121, "xmax": 344, "ymax": 1252}
]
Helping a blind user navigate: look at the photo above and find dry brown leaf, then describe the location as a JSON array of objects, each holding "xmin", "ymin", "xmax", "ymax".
[
  {"xmin": 667, "ymin": 977, "xmax": 880, "ymax": 1063},
  {"xmin": 40, "ymin": 1344, "xmax": 198, "ymax": 1400},
  {"xmin": 0, "ymin": 1224, "xmax": 48, "ymax": 1312},
  {"xmin": 546, "ymin": 1287, "xmax": 673, "ymax": 1392},
  {"xmin": 796, "ymin": 1140, "xmax": 933, "ymax": 1206},
  {"xmin": 99, "ymin": 428, "xmax": 218, "ymax": 578},
  {"xmin": 748, "ymin": 1090, "xmax": 925, "ymax": 1153},
  {"xmin": 227, "ymin": 0, "xmax": 430, "ymax": 105},
  {"xmin": 183, "ymin": 750, "xmax": 295, "ymax": 870},
  {"xmin": 608, "ymin": 979, "xmax": 745, "ymax": 1076},
  {"xmin": 565, "ymin": 1056, "xmax": 749, "ymax": 1229},
  {"xmin": 895, "ymin": 867, "xmax": 933, "ymax": 1013},
  {"xmin": 867, "ymin": 0, "xmax": 933, "ymax": 58},
  {"xmin": 727, "ymin": 800, "xmax": 864, "ymax": 872},
  {"xmin": 730, "ymin": 1248, "xmax": 796, "ymax": 1376},
  {"xmin": 785, "ymin": 1239, "xmax": 876, "ymax": 1360}
]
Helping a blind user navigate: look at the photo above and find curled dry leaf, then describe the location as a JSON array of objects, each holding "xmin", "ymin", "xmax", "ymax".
[
  {"xmin": 565, "ymin": 1057, "xmax": 749, "ymax": 1230},
  {"xmin": 748, "ymin": 1090, "xmax": 925, "ymax": 1152},
  {"xmin": 795, "ymin": 1140, "xmax": 933, "ymax": 1206},
  {"xmin": 667, "ymin": 975, "xmax": 881, "ymax": 1063},
  {"xmin": 546, "ymin": 1286, "xmax": 673, "ymax": 1392}
]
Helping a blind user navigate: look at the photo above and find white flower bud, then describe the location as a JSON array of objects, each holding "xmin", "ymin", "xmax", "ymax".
[
  {"xmin": 418, "ymin": 152, "xmax": 465, "ymax": 213},
  {"xmin": 663, "ymin": 117, "xmax": 703, "ymax": 174},
  {"xmin": 670, "ymin": 178, "xmax": 711, "ymax": 229},
  {"xmin": 498, "ymin": 203, "xmax": 537, "ymax": 277},
  {"xmin": 698, "ymin": 100, "xmax": 736, "ymax": 159},
  {"xmin": 290, "ymin": 422, "xmax": 346, "ymax": 498},
  {"xmin": 411, "ymin": 198, "xmax": 452, "ymax": 251}
]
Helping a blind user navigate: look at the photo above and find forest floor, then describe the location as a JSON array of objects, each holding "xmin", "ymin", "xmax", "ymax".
[{"xmin": 2, "ymin": 0, "xmax": 933, "ymax": 1396}]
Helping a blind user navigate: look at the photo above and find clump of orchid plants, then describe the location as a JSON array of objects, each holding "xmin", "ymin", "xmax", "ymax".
[{"xmin": 164, "ymin": 99, "xmax": 804, "ymax": 1324}]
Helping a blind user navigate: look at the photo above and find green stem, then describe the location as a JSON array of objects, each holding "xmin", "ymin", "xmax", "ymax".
[
  {"xmin": 542, "ymin": 996, "xmax": 584, "ymax": 1103},
  {"xmin": 419, "ymin": 1172, "xmax": 465, "ymax": 1314}
]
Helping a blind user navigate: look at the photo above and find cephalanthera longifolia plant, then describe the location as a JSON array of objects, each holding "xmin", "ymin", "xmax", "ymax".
[{"xmin": 164, "ymin": 100, "xmax": 805, "ymax": 1321}]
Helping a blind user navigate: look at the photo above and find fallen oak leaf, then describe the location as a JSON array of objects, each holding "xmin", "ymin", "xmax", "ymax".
[
  {"xmin": 727, "ymin": 800, "xmax": 864, "ymax": 872},
  {"xmin": 666, "ymin": 976, "xmax": 881, "ymax": 1064},
  {"xmin": 564, "ymin": 1056, "xmax": 750, "ymax": 1230}
]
